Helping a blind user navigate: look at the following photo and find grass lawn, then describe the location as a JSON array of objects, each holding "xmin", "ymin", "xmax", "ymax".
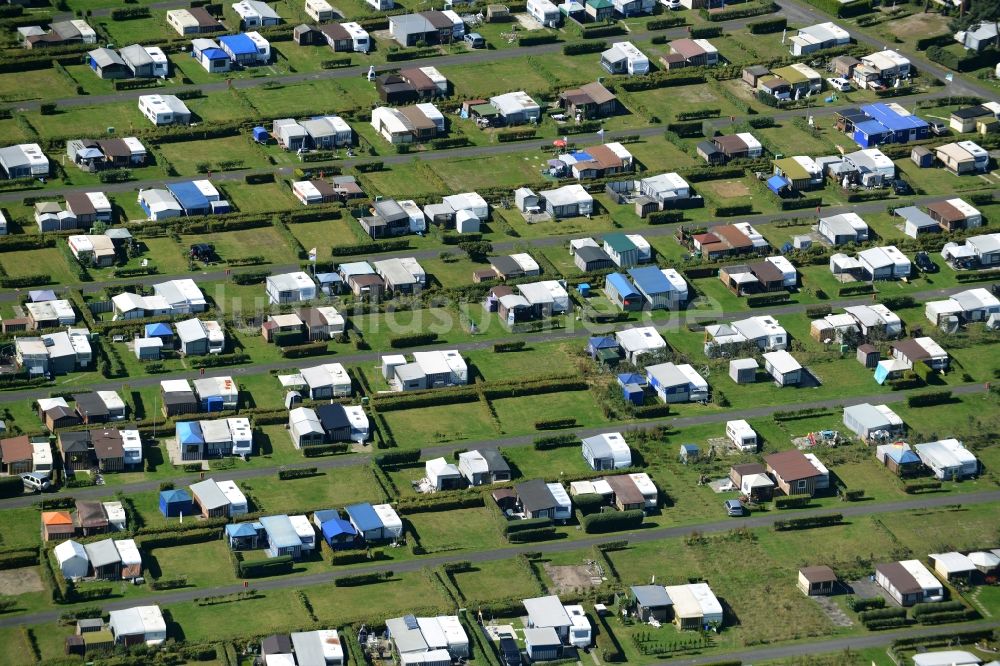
[
  {"xmin": 241, "ymin": 81, "xmax": 355, "ymax": 119},
  {"xmin": 26, "ymin": 103, "xmax": 147, "ymax": 139},
  {"xmin": 156, "ymin": 135, "xmax": 266, "ymax": 176},
  {"xmin": 179, "ymin": 226, "xmax": 300, "ymax": 266},
  {"xmin": 0, "ymin": 507, "xmax": 42, "ymax": 550},
  {"xmin": 420, "ymin": 256, "xmax": 487, "ymax": 290},
  {"xmin": 465, "ymin": 342, "xmax": 580, "ymax": 382},
  {"xmin": 625, "ymin": 137, "xmax": 699, "ymax": 172},
  {"xmin": 407, "ymin": 507, "xmax": 504, "ymax": 554},
  {"xmin": 289, "ymin": 217, "xmax": 367, "ymax": 258},
  {"xmin": 0, "ymin": 627, "xmax": 33, "ymax": 666},
  {"xmin": 167, "ymin": 588, "xmax": 313, "ymax": 643},
  {"xmin": 308, "ymin": 570, "xmax": 451, "ymax": 622},
  {"xmin": 383, "ymin": 401, "xmax": 499, "ymax": 446},
  {"xmin": 220, "ymin": 181, "xmax": 300, "ymax": 214},
  {"xmin": 0, "ymin": 68, "xmax": 75, "ymax": 103},
  {"xmin": 491, "ymin": 389, "xmax": 608, "ymax": 435},
  {"xmin": 453, "ymin": 558, "xmax": 544, "ymax": 602},
  {"xmin": 245, "ymin": 466, "xmax": 382, "ymax": 514},
  {"xmin": 430, "ymin": 154, "xmax": 548, "ymax": 192},
  {"xmin": 500, "ymin": 443, "xmax": 593, "ymax": 480},
  {"xmin": 360, "ymin": 163, "xmax": 450, "ymax": 199},
  {"xmin": 441, "ymin": 59, "xmax": 560, "ymax": 99},
  {"xmin": 148, "ymin": 539, "xmax": 238, "ymax": 588},
  {"xmin": 0, "ymin": 248, "xmax": 77, "ymax": 285}
]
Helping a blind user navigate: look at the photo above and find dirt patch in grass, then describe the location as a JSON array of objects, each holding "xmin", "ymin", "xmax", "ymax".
[
  {"xmin": 0, "ymin": 567, "xmax": 43, "ymax": 595},
  {"xmin": 543, "ymin": 563, "xmax": 603, "ymax": 594},
  {"xmin": 701, "ymin": 180, "xmax": 750, "ymax": 198},
  {"xmin": 887, "ymin": 12, "xmax": 949, "ymax": 40}
]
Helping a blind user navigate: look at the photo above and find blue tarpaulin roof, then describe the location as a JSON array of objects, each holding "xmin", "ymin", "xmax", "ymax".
[
  {"xmin": 589, "ymin": 336, "xmax": 618, "ymax": 350},
  {"xmin": 202, "ymin": 47, "xmax": 229, "ymax": 61},
  {"xmin": 175, "ymin": 421, "xmax": 204, "ymax": 445},
  {"xmin": 167, "ymin": 181, "xmax": 209, "ymax": 211},
  {"xmin": 885, "ymin": 447, "xmax": 920, "ymax": 464},
  {"xmin": 29, "ymin": 289, "xmax": 56, "ymax": 302},
  {"xmin": 220, "ymin": 33, "xmax": 258, "ymax": 56},
  {"xmin": 322, "ymin": 517, "xmax": 357, "ymax": 540},
  {"xmin": 570, "ymin": 151, "xmax": 593, "ymax": 161},
  {"xmin": 628, "ymin": 266, "xmax": 675, "ymax": 294},
  {"xmin": 767, "ymin": 175, "xmax": 789, "ymax": 194},
  {"xmin": 145, "ymin": 323, "xmax": 172, "ymax": 338},
  {"xmin": 160, "ymin": 489, "xmax": 191, "ymax": 504},
  {"xmin": 861, "ymin": 103, "xmax": 928, "ymax": 131},
  {"xmin": 606, "ymin": 272, "xmax": 639, "ymax": 299},
  {"xmin": 617, "ymin": 372, "xmax": 645, "ymax": 386},
  {"xmin": 853, "ymin": 119, "xmax": 887, "ymax": 137},
  {"xmin": 345, "ymin": 502, "xmax": 381, "ymax": 533},
  {"xmin": 226, "ymin": 522, "xmax": 259, "ymax": 538}
]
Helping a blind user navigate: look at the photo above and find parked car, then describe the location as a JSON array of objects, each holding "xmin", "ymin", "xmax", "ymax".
[
  {"xmin": 190, "ymin": 243, "xmax": 216, "ymax": 262},
  {"xmin": 892, "ymin": 178, "xmax": 913, "ymax": 196},
  {"xmin": 928, "ymin": 120, "xmax": 948, "ymax": 136},
  {"xmin": 464, "ymin": 33, "xmax": 485, "ymax": 48},
  {"xmin": 664, "ymin": 0, "xmax": 683, "ymax": 8},
  {"xmin": 915, "ymin": 251, "xmax": 939, "ymax": 273},
  {"xmin": 21, "ymin": 472, "xmax": 51, "ymax": 493},
  {"xmin": 826, "ymin": 77, "xmax": 851, "ymax": 92},
  {"xmin": 724, "ymin": 499, "xmax": 746, "ymax": 517}
]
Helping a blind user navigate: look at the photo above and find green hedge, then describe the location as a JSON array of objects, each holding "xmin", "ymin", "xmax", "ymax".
[
  {"xmin": 429, "ymin": 137, "xmax": 471, "ymax": 150},
  {"xmin": 385, "ymin": 48, "xmax": 438, "ymax": 62},
  {"xmin": 748, "ymin": 16, "xmax": 786, "ymax": 34},
  {"xmin": 502, "ymin": 517, "xmax": 554, "ymax": 535},
  {"xmin": 666, "ymin": 121, "xmax": 704, "ymax": 138},
  {"xmin": 774, "ymin": 494, "xmax": 811, "ymax": 509},
  {"xmin": 278, "ymin": 467, "xmax": 319, "ymax": 480},
  {"xmin": 518, "ymin": 34, "xmax": 559, "ymax": 46},
  {"xmin": 335, "ymin": 571, "xmax": 392, "ymax": 586},
  {"xmin": 647, "ymin": 17, "xmax": 686, "ymax": 30},
  {"xmin": 493, "ymin": 341, "xmax": 526, "ymax": 352},
  {"xmin": 280, "ymin": 342, "xmax": 329, "ymax": 359},
  {"xmin": 573, "ymin": 493, "xmax": 605, "ymax": 516},
  {"xmin": 331, "ymin": 239, "xmax": 409, "ymax": 256},
  {"xmin": 773, "ymin": 514, "xmax": 842, "ymax": 531},
  {"xmin": 779, "ymin": 196, "xmax": 823, "ymax": 211},
  {"xmin": 0, "ymin": 476, "xmax": 22, "ymax": 499},
  {"xmin": 582, "ymin": 509, "xmax": 644, "ymax": 534},
  {"xmin": 859, "ymin": 607, "xmax": 906, "ymax": 623},
  {"xmin": 389, "ymin": 333, "xmax": 439, "ymax": 348},
  {"xmin": 497, "ymin": 129, "xmax": 537, "ymax": 143},
  {"xmin": 864, "ymin": 617, "xmax": 909, "ymax": 630},
  {"xmin": 0, "ymin": 548, "xmax": 39, "ymax": 570},
  {"xmin": 535, "ymin": 418, "xmax": 577, "ymax": 430},
  {"xmin": 715, "ymin": 204, "xmax": 753, "ymax": 216},
  {"xmin": 238, "ymin": 556, "xmax": 293, "ymax": 578},
  {"xmin": 837, "ymin": 284, "xmax": 875, "ymax": 297},
  {"xmin": 534, "ymin": 434, "xmax": 578, "ymax": 450},
  {"xmin": 704, "ymin": 0, "xmax": 778, "ymax": 21},
  {"xmin": 801, "ymin": 0, "xmax": 872, "ymax": 18},
  {"xmin": 746, "ymin": 292, "xmax": 790, "ymax": 308},
  {"xmin": 848, "ymin": 597, "xmax": 885, "ymax": 612},
  {"xmin": 374, "ymin": 450, "xmax": 422, "ymax": 467},
  {"xmin": 912, "ymin": 601, "xmax": 964, "ymax": 618},
  {"xmin": 330, "ymin": 550, "xmax": 385, "ymax": 566},
  {"xmin": 907, "ymin": 391, "xmax": 952, "ymax": 407},
  {"xmin": 675, "ymin": 108, "xmax": 720, "ymax": 121},
  {"xmin": 320, "ymin": 57, "xmax": 352, "ymax": 69},
  {"xmin": 647, "ymin": 210, "xmax": 683, "ymax": 224},
  {"xmin": 231, "ymin": 270, "xmax": 271, "ymax": 285},
  {"xmin": 302, "ymin": 443, "xmax": 350, "ymax": 457},
  {"xmin": 110, "ymin": 6, "xmax": 150, "ymax": 19},
  {"xmin": 508, "ymin": 527, "xmax": 559, "ymax": 543},
  {"xmin": 927, "ymin": 44, "xmax": 1000, "ymax": 73},
  {"xmin": 903, "ymin": 480, "xmax": 942, "ymax": 494},
  {"xmin": 689, "ymin": 26, "xmax": 723, "ymax": 38},
  {"xmin": 245, "ymin": 172, "xmax": 275, "ymax": 184},
  {"xmin": 563, "ymin": 41, "xmax": 607, "ymax": 56}
]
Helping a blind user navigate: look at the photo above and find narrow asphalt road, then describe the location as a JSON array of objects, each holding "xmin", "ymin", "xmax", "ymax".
[
  {"xmin": 664, "ymin": 619, "xmax": 1000, "ymax": 666},
  {"xmin": 1, "ymin": 485, "xmax": 997, "ymax": 628},
  {"xmin": 0, "ymin": 379, "xmax": 990, "ymax": 509},
  {"xmin": 0, "ymin": 280, "xmax": 985, "ymax": 410}
]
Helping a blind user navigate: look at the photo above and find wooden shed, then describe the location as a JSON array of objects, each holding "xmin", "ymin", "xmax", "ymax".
[{"xmin": 856, "ymin": 344, "xmax": 880, "ymax": 369}]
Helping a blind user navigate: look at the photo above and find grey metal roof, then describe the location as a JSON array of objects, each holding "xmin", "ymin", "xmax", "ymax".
[
  {"xmin": 632, "ymin": 584, "xmax": 672, "ymax": 608},
  {"xmin": 89, "ymin": 48, "xmax": 126, "ymax": 69},
  {"xmin": 189, "ymin": 479, "xmax": 229, "ymax": 510},
  {"xmin": 119, "ymin": 44, "xmax": 153, "ymax": 68},
  {"xmin": 386, "ymin": 617, "xmax": 428, "ymax": 653},
  {"xmin": 515, "ymin": 479, "xmax": 556, "ymax": 514},
  {"xmin": 291, "ymin": 631, "xmax": 325, "ymax": 666},
  {"xmin": 523, "ymin": 595, "xmax": 571, "ymax": 628},
  {"xmin": 84, "ymin": 538, "xmax": 122, "ymax": 568}
]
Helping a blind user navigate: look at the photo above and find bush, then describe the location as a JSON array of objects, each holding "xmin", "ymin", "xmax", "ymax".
[
  {"xmin": 385, "ymin": 48, "xmax": 438, "ymax": 62},
  {"xmin": 331, "ymin": 239, "xmax": 409, "ymax": 256},
  {"xmin": 245, "ymin": 172, "xmax": 275, "ymax": 184},
  {"xmin": 280, "ymin": 341, "xmax": 328, "ymax": 359},
  {"xmin": 715, "ymin": 204, "xmax": 753, "ymax": 217},
  {"xmin": 647, "ymin": 17, "xmax": 685, "ymax": 30},
  {"xmin": 646, "ymin": 210, "xmax": 683, "ymax": 224},
  {"xmin": 429, "ymin": 137, "xmax": 471, "ymax": 150},
  {"xmin": 581, "ymin": 509, "xmax": 644, "ymax": 534},
  {"xmin": 502, "ymin": 517, "xmax": 554, "ymax": 535},
  {"xmin": 864, "ymin": 617, "xmax": 909, "ymax": 630},
  {"xmin": 389, "ymin": 333, "xmax": 438, "ymax": 348},
  {"xmin": 746, "ymin": 292, "xmax": 790, "ymax": 308},
  {"xmin": 801, "ymin": 0, "xmax": 872, "ymax": 18},
  {"xmin": 0, "ymin": 476, "xmax": 22, "ymax": 499},
  {"xmin": 374, "ymin": 450, "xmax": 421, "ymax": 467},
  {"xmin": 320, "ymin": 57, "xmax": 352, "ymax": 69},
  {"xmin": 774, "ymin": 494, "xmax": 811, "ymax": 509},
  {"xmin": 278, "ymin": 467, "xmax": 319, "ymax": 480},
  {"xmin": 0, "ymin": 548, "xmax": 39, "ymax": 570},
  {"xmin": 748, "ymin": 16, "xmax": 786, "ymax": 33},
  {"xmin": 231, "ymin": 270, "xmax": 270, "ymax": 285},
  {"xmin": 859, "ymin": 607, "xmax": 906, "ymax": 623},
  {"xmin": 497, "ymin": 129, "xmax": 537, "ymax": 143},
  {"xmin": 573, "ymin": 493, "xmax": 604, "ymax": 516},
  {"xmin": 110, "ymin": 6, "xmax": 150, "ymax": 18},
  {"xmin": 150, "ymin": 578, "xmax": 189, "ymax": 590},
  {"xmin": 779, "ymin": 196, "xmax": 823, "ymax": 211},
  {"xmin": 837, "ymin": 284, "xmax": 875, "ymax": 297},
  {"xmin": 666, "ymin": 121, "xmax": 704, "ymax": 138},
  {"xmin": 912, "ymin": 601, "xmax": 965, "ymax": 618},
  {"xmin": 518, "ymin": 34, "xmax": 559, "ymax": 46}
]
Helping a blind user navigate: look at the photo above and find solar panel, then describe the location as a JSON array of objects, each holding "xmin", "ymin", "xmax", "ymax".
[{"xmin": 403, "ymin": 614, "xmax": 419, "ymax": 630}]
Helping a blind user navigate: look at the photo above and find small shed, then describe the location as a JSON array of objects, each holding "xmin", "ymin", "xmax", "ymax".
[
  {"xmin": 425, "ymin": 457, "xmax": 463, "ymax": 491},
  {"xmin": 856, "ymin": 344, "xmax": 880, "ymax": 369},
  {"xmin": 679, "ymin": 443, "xmax": 699, "ymax": 463},
  {"xmin": 524, "ymin": 628, "xmax": 562, "ymax": 662},
  {"xmin": 729, "ymin": 358, "xmax": 758, "ymax": 384},
  {"xmin": 797, "ymin": 565, "xmax": 837, "ymax": 596},
  {"xmin": 911, "ymin": 146, "xmax": 934, "ymax": 168},
  {"xmin": 486, "ymin": 4, "xmax": 510, "ymax": 21},
  {"xmin": 631, "ymin": 585, "xmax": 672, "ymax": 621},
  {"xmin": 158, "ymin": 488, "xmax": 193, "ymax": 517}
]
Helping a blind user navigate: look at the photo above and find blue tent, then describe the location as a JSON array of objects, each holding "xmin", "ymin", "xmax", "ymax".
[
  {"xmin": 321, "ymin": 517, "xmax": 359, "ymax": 549},
  {"xmin": 621, "ymin": 382, "xmax": 644, "ymax": 406},
  {"xmin": 159, "ymin": 489, "xmax": 193, "ymax": 517},
  {"xmin": 616, "ymin": 373, "xmax": 645, "ymax": 387},
  {"xmin": 767, "ymin": 175, "xmax": 789, "ymax": 195},
  {"xmin": 252, "ymin": 126, "xmax": 269, "ymax": 143},
  {"xmin": 145, "ymin": 322, "xmax": 172, "ymax": 339},
  {"xmin": 175, "ymin": 421, "xmax": 204, "ymax": 446},
  {"xmin": 345, "ymin": 502, "xmax": 382, "ymax": 541},
  {"xmin": 29, "ymin": 289, "xmax": 56, "ymax": 303}
]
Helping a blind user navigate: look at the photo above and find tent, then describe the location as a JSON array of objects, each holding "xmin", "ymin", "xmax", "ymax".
[
  {"xmin": 158, "ymin": 489, "xmax": 193, "ymax": 517},
  {"xmin": 321, "ymin": 517, "xmax": 358, "ymax": 549},
  {"xmin": 767, "ymin": 175, "xmax": 790, "ymax": 195},
  {"xmin": 144, "ymin": 322, "xmax": 172, "ymax": 339}
]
